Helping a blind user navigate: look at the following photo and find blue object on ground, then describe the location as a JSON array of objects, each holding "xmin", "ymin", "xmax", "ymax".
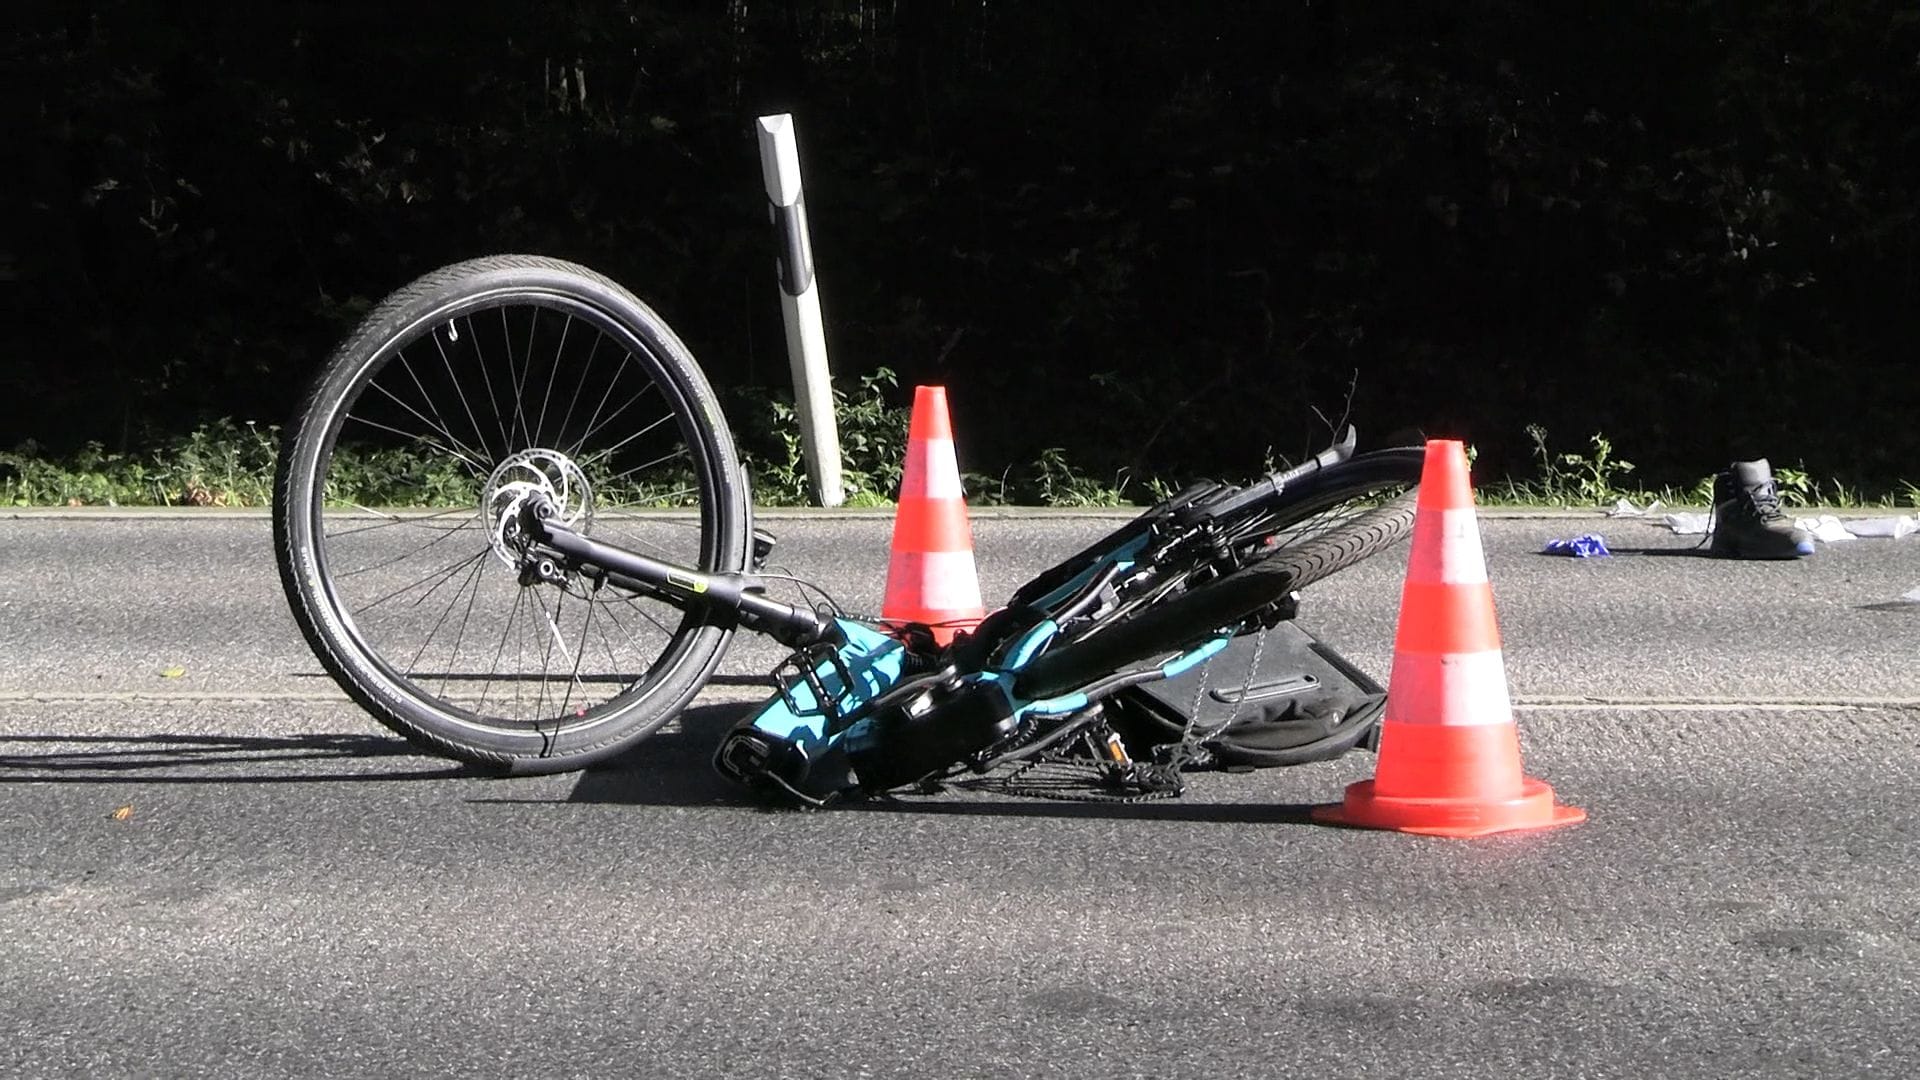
[{"xmin": 1543, "ymin": 533, "xmax": 1611, "ymax": 558}]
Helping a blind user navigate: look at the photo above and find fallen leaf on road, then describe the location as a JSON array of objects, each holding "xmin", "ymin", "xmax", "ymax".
[
  {"xmin": 109, "ymin": 805, "xmax": 133, "ymax": 822},
  {"xmin": 160, "ymin": 666, "xmax": 186, "ymax": 679}
]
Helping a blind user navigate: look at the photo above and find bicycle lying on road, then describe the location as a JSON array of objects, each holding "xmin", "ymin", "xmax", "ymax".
[{"xmin": 274, "ymin": 256, "xmax": 1424, "ymax": 804}]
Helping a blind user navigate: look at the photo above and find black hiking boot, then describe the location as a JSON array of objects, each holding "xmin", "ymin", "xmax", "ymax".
[{"xmin": 1709, "ymin": 459, "xmax": 1815, "ymax": 559}]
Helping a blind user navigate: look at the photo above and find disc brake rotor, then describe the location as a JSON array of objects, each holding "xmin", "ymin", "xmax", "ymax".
[{"xmin": 481, "ymin": 449, "xmax": 595, "ymax": 570}]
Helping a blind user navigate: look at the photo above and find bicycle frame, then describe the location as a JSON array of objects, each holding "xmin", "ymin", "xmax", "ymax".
[
  {"xmin": 514, "ymin": 486, "xmax": 1228, "ymax": 791},
  {"xmin": 512, "ymin": 426, "xmax": 1371, "ymax": 803},
  {"xmin": 519, "ymin": 496, "xmax": 837, "ymax": 648},
  {"xmin": 712, "ymin": 530, "xmax": 1235, "ymax": 803}
]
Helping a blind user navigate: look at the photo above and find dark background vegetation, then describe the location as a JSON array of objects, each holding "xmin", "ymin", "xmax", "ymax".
[{"xmin": 8, "ymin": 1, "xmax": 1918, "ymax": 491}]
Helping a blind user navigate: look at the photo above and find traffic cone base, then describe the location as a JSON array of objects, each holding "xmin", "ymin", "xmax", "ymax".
[
  {"xmin": 1312, "ymin": 722, "xmax": 1586, "ymax": 837},
  {"xmin": 1313, "ymin": 777, "xmax": 1585, "ymax": 838}
]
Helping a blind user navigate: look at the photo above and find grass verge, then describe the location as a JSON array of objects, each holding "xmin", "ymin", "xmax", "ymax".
[{"xmin": 4, "ymin": 417, "xmax": 1917, "ymax": 513}]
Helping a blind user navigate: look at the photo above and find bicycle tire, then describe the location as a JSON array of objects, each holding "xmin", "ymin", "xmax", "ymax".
[
  {"xmin": 275, "ymin": 255, "xmax": 749, "ymax": 773},
  {"xmin": 1012, "ymin": 451, "xmax": 1421, "ymax": 701}
]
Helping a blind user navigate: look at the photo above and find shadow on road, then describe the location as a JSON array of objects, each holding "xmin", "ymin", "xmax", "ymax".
[
  {"xmin": 0, "ymin": 731, "xmax": 471, "ymax": 783},
  {"xmin": 4, "ymin": 705, "xmax": 1355, "ymax": 825},
  {"xmin": 840, "ymin": 796, "xmax": 1326, "ymax": 825},
  {"xmin": 469, "ymin": 702, "xmax": 767, "ymax": 809},
  {"xmin": 535, "ymin": 703, "xmax": 1335, "ymax": 824}
]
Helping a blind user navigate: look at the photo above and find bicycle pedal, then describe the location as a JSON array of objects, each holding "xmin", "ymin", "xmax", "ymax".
[
  {"xmin": 751, "ymin": 527, "xmax": 777, "ymax": 571},
  {"xmin": 769, "ymin": 640, "xmax": 856, "ymax": 722}
]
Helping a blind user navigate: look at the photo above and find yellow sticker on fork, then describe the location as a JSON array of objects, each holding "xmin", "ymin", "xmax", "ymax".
[{"xmin": 666, "ymin": 571, "xmax": 710, "ymax": 594}]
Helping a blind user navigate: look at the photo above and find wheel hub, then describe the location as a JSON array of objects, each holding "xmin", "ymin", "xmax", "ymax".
[{"xmin": 482, "ymin": 449, "xmax": 594, "ymax": 570}]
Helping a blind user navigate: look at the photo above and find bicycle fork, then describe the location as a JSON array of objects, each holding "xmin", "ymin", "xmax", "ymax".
[{"xmin": 514, "ymin": 492, "xmax": 836, "ymax": 650}]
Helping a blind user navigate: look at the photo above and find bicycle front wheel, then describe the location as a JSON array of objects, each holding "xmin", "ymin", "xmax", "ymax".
[
  {"xmin": 274, "ymin": 255, "xmax": 749, "ymax": 773},
  {"xmin": 1014, "ymin": 450, "xmax": 1422, "ymax": 700}
]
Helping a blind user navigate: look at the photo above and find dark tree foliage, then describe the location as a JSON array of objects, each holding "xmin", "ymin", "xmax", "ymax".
[{"xmin": 7, "ymin": 1, "xmax": 1918, "ymax": 485}]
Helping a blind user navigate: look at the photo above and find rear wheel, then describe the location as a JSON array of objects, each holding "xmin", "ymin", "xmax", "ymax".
[{"xmin": 274, "ymin": 255, "xmax": 749, "ymax": 773}]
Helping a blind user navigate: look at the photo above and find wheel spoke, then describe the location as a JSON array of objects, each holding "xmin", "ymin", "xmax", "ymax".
[
  {"xmin": 554, "ymin": 332, "xmax": 602, "ymax": 455},
  {"xmin": 596, "ymin": 586, "xmax": 677, "ymax": 644},
  {"xmin": 559, "ymin": 585, "xmax": 598, "ymax": 717},
  {"xmin": 406, "ymin": 552, "xmax": 490, "ymax": 677},
  {"xmin": 468, "ymin": 314, "xmax": 514, "ymax": 461},
  {"xmin": 588, "ymin": 593, "xmax": 634, "ymax": 693},
  {"xmin": 439, "ymin": 556, "xmax": 492, "ymax": 698},
  {"xmin": 343, "ymin": 413, "xmax": 489, "ymax": 482},
  {"xmin": 477, "ymin": 584, "xmax": 527, "ymax": 717},
  {"xmin": 534, "ymin": 314, "xmax": 572, "ymax": 448},
  {"xmin": 592, "ymin": 519, "xmax": 702, "ymax": 562},
  {"xmin": 328, "ymin": 506, "xmax": 480, "ymax": 538},
  {"xmin": 380, "ymin": 348, "xmax": 493, "ymax": 472},
  {"xmin": 331, "ymin": 515, "xmax": 481, "ymax": 578},
  {"xmin": 569, "ymin": 372, "xmax": 657, "ymax": 458},
  {"xmin": 432, "ymin": 319, "xmax": 496, "ymax": 463},
  {"xmin": 576, "ymin": 406, "xmax": 677, "ymax": 473},
  {"xmin": 510, "ymin": 305, "xmax": 540, "ymax": 450},
  {"xmin": 351, "ymin": 549, "xmax": 491, "ymax": 616},
  {"xmin": 601, "ymin": 482, "xmax": 698, "ymax": 509}
]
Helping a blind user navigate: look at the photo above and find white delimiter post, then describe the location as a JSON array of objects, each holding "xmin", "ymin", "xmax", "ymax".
[{"xmin": 756, "ymin": 113, "xmax": 845, "ymax": 507}]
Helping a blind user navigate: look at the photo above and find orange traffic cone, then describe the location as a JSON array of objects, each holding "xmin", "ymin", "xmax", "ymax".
[
  {"xmin": 1313, "ymin": 439, "xmax": 1585, "ymax": 837},
  {"xmin": 881, "ymin": 386, "xmax": 985, "ymax": 645}
]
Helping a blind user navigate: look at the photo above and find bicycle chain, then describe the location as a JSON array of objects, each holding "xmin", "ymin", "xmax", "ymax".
[
  {"xmin": 1155, "ymin": 618, "xmax": 1267, "ymax": 774},
  {"xmin": 954, "ymin": 755, "xmax": 1185, "ymax": 804}
]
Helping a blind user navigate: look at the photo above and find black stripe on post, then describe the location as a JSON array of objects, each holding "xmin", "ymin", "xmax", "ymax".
[{"xmin": 770, "ymin": 198, "xmax": 815, "ymax": 297}]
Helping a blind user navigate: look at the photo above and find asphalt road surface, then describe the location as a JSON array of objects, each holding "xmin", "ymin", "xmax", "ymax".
[{"xmin": 3, "ymin": 511, "xmax": 1918, "ymax": 1078}]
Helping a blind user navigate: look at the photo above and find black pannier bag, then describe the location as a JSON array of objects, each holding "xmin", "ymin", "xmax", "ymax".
[{"xmin": 1103, "ymin": 620, "xmax": 1387, "ymax": 769}]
